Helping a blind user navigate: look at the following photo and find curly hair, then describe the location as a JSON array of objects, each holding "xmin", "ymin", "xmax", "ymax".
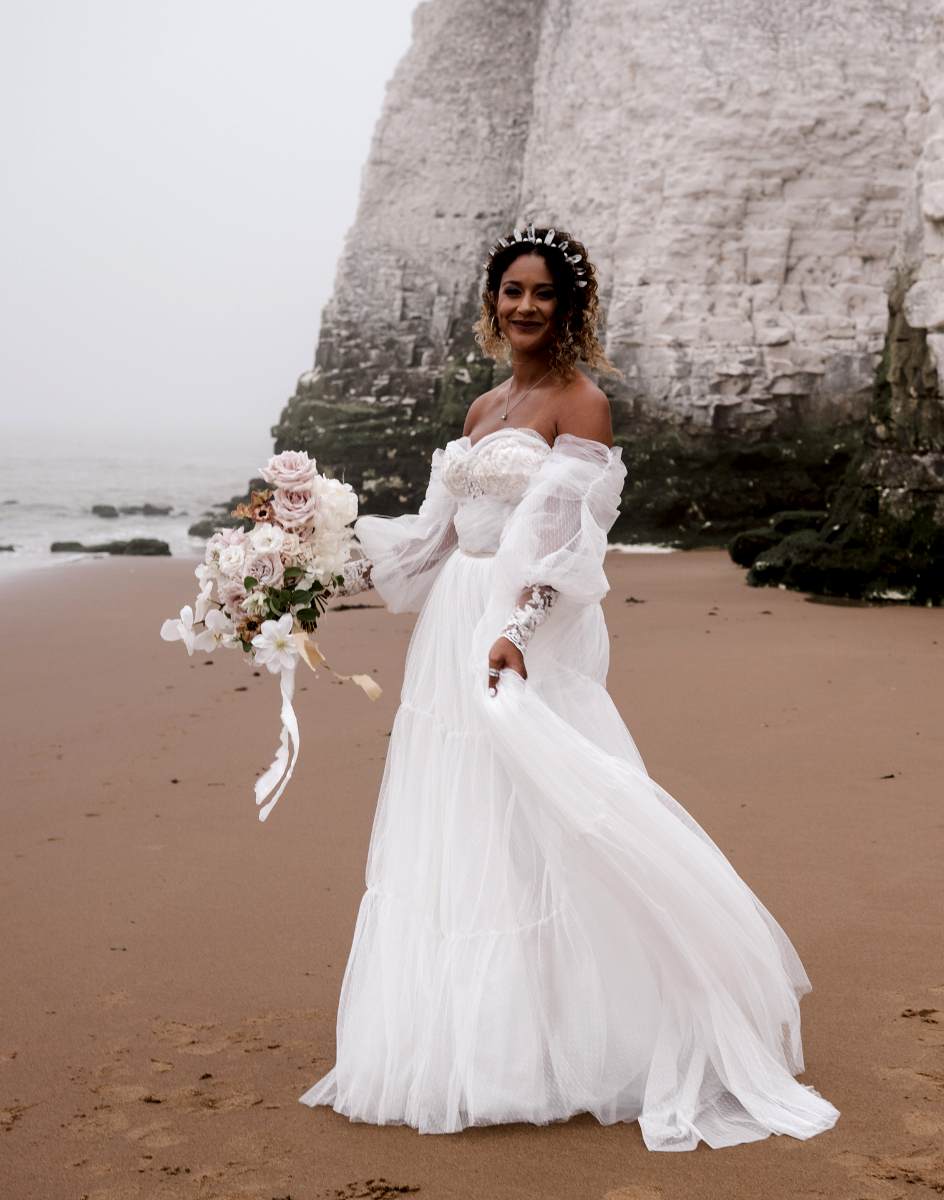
[{"xmin": 472, "ymin": 227, "xmax": 621, "ymax": 381}]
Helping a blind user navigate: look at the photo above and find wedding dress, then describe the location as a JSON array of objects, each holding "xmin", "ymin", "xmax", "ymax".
[{"xmin": 299, "ymin": 426, "xmax": 839, "ymax": 1151}]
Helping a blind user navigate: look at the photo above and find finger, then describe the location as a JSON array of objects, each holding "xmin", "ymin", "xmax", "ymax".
[{"xmin": 487, "ymin": 655, "xmax": 503, "ymax": 696}]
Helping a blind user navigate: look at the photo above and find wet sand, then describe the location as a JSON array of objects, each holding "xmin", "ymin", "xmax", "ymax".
[{"xmin": 1, "ymin": 551, "xmax": 942, "ymax": 1200}]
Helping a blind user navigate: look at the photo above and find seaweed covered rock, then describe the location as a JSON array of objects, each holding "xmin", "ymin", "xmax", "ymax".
[
  {"xmin": 770, "ymin": 510, "xmax": 827, "ymax": 536},
  {"xmin": 728, "ymin": 527, "xmax": 782, "ymax": 568}
]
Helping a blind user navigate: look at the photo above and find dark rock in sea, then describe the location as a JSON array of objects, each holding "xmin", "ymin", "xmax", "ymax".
[
  {"xmin": 0, "ymin": 544, "xmax": 15, "ymax": 552},
  {"xmin": 728, "ymin": 528, "xmax": 781, "ymax": 568},
  {"xmin": 187, "ymin": 515, "xmax": 247, "ymax": 539},
  {"xmin": 92, "ymin": 504, "xmax": 119, "ymax": 518},
  {"xmin": 121, "ymin": 538, "xmax": 172, "ymax": 556},
  {"xmin": 50, "ymin": 538, "xmax": 171, "ymax": 556},
  {"xmin": 117, "ymin": 503, "xmax": 174, "ymax": 516},
  {"xmin": 2, "ymin": 499, "xmax": 17, "ymax": 505}
]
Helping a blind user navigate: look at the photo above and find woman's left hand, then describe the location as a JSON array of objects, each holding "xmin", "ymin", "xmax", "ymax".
[{"xmin": 487, "ymin": 636, "xmax": 526, "ymax": 695}]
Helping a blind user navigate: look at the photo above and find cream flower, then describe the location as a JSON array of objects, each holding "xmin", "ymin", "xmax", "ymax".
[{"xmin": 243, "ymin": 590, "xmax": 269, "ymax": 617}]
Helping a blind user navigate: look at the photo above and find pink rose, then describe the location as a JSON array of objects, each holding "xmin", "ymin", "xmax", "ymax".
[
  {"xmin": 270, "ymin": 487, "xmax": 319, "ymax": 533},
  {"xmin": 259, "ymin": 450, "xmax": 317, "ymax": 490},
  {"xmin": 218, "ymin": 577, "xmax": 247, "ymax": 615},
  {"xmin": 205, "ymin": 525, "xmax": 247, "ymax": 565},
  {"xmin": 245, "ymin": 550, "xmax": 284, "ymax": 589}
]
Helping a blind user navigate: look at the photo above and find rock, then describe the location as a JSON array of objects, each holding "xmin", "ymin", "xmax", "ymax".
[
  {"xmin": 187, "ymin": 515, "xmax": 246, "ymax": 539},
  {"xmin": 728, "ymin": 528, "xmax": 781, "ymax": 568},
  {"xmin": 117, "ymin": 503, "xmax": 173, "ymax": 516},
  {"xmin": 121, "ymin": 538, "xmax": 171, "ymax": 556},
  {"xmin": 267, "ymin": 0, "xmax": 937, "ymax": 535},
  {"xmin": 743, "ymin": 34, "xmax": 944, "ymax": 607},
  {"xmin": 50, "ymin": 538, "xmax": 171, "ymax": 556},
  {"xmin": 2, "ymin": 499, "xmax": 17, "ymax": 505},
  {"xmin": 769, "ymin": 510, "xmax": 827, "ymax": 536},
  {"xmin": 92, "ymin": 504, "xmax": 119, "ymax": 518},
  {"xmin": 0, "ymin": 544, "xmax": 15, "ymax": 552}
]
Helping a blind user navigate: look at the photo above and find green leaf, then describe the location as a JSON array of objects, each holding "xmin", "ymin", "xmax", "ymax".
[
  {"xmin": 283, "ymin": 566, "xmax": 305, "ymax": 582},
  {"xmin": 243, "ymin": 575, "xmax": 258, "ymax": 590},
  {"xmin": 295, "ymin": 607, "xmax": 320, "ymax": 628},
  {"xmin": 290, "ymin": 589, "xmax": 312, "ymax": 606}
]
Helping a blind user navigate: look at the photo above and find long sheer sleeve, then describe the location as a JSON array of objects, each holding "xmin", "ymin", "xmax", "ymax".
[
  {"xmin": 353, "ymin": 447, "xmax": 459, "ymax": 614},
  {"xmin": 493, "ymin": 434, "xmax": 627, "ymax": 614}
]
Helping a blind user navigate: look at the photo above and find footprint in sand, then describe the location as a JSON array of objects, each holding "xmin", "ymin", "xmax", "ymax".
[
  {"xmin": 834, "ymin": 1148, "xmax": 944, "ymax": 1196},
  {"xmin": 1, "ymin": 1101, "xmax": 35, "ymax": 1132},
  {"xmin": 322, "ymin": 1182, "xmax": 421, "ymax": 1200},
  {"xmin": 603, "ymin": 1188, "xmax": 664, "ymax": 1200}
]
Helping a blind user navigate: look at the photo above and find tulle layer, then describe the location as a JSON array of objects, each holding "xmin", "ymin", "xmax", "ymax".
[{"xmin": 299, "ymin": 550, "xmax": 839, "ymax": 1149}]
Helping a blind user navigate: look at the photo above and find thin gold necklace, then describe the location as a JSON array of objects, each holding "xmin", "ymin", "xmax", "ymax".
[{"xmin": 501, "ymin": 368, "xmax": 553, "ymax": 420}]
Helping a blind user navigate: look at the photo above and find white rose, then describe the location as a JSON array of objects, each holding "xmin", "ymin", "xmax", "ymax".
[
  {"xmin": 250, "ymin": 522, "xmax": 286, "ymax": 554},
  {"xmin": 219, "ymin": 544, "xmax": 248, "ymax": 578},
  {"xmin": 314, "ymin": 476, "xmax": 358, "ymax": 529}
]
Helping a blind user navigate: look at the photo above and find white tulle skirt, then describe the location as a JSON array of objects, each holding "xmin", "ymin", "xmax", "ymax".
[{"xmin": 299, "ymin": 547, "xmax": 839, "ymax": 1151}]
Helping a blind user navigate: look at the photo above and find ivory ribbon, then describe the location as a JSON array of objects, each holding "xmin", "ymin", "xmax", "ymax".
[
  {"xmin": 290, "ymin": 633, "xmax": 383, "ymax": 701},
  {"xmin": 254, "ymin": 636, "xmax": 382, "ymax": 823}
]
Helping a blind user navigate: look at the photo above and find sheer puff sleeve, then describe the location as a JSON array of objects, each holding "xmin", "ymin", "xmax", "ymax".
[
  {"xmin": 353, "ymin": 446, "xmax": 459, "ymax": 614},
  {"xmin": 494, "ymin": 433, "xmax": 627, "ymax": 612}
]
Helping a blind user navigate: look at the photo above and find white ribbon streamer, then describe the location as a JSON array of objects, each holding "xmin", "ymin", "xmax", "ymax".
[{"xmin": 254, "ymin": 663, "xmax": 300, "ymax": 823}]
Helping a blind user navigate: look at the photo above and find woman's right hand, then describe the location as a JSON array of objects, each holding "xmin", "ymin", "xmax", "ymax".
[{"xmin": 487, "ymin": 636, "xmax": 527, "ymax": 696}]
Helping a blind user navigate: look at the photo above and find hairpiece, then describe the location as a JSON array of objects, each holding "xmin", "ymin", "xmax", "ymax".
[{"xmin": 482, "ymin": 221, "xmax": 588, "ymax": 287}]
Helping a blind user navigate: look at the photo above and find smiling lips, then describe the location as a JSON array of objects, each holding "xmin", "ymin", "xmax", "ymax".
[{"xmin": 512, "ymin": 320, "xmax": 542, "ymax": 329}]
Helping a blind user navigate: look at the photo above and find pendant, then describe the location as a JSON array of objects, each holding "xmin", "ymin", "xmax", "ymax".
[{"xmin": 500, "ymin": 412, "xmax": 508, "ymax": 420}]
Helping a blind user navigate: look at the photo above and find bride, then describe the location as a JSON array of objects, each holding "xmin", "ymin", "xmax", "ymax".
[{"xmin": 298, "ymin": 224, "xmax": 840, "ymax": 1151}]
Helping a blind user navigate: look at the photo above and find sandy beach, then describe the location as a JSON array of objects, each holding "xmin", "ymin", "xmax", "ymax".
[{"xmin": 1, "ymin": 550, "xmax": 942, "ymax": 1200}]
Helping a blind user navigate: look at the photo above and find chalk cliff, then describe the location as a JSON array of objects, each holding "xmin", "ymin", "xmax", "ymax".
[
  {"xmin": 272, "ymin": 0, "xmax": 941, "ymax": 565},
  {"xmin": 746, "ymin": 20, "xmax": 944, "ymax": 602}
]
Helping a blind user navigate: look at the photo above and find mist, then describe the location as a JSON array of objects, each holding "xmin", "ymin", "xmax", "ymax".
[{"xmin": 0, "ymin": 1, "xmax": 418, "ymax": 459}]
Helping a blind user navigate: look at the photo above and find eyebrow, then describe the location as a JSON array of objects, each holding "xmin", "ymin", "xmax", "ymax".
[{"xmin": 501, "ymin": 278, "xmax": 555, "ymax": 287}]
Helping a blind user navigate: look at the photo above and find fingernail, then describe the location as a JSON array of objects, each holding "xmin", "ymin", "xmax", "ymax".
[{"xmin": 488, "ymin": 687, "xmax": 497, "ymax": 697}]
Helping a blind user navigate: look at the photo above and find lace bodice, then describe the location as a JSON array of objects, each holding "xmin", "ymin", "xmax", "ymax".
[
  {"xmin": 440, "ymin": 427, "xmax": 552, "ymax": 502},
  {"xmin": 353, "ymin": 427, "xmax": 627, "ymax": 614}
]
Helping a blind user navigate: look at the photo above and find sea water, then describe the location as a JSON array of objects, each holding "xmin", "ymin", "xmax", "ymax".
[{"xmin": 0, "ymin": 429, "xmax": 271, "ymax": 580}]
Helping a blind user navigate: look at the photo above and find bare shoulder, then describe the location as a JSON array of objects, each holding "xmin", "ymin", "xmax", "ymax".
[
  {"xmin": 554, "ymin": 374, "xmax": 614, "ymax": 447},
  {"xmin": 462, "ymin": 385, "xmax": 504, "ymax": 436}
]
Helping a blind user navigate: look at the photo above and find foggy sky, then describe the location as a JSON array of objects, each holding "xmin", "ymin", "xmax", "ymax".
[{"xmin": 0, "ymin": 1, "xmax": 418, "ymax": 456}]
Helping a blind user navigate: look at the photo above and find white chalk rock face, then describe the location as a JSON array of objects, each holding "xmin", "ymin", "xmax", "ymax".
[{"xmin": 280, "ymin": 0, "xmax": 941, "ymax": 441}]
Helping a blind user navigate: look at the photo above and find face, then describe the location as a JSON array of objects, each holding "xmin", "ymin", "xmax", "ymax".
[{"xmin": 495, "ymin": 253, "xmax": 558, "ymax": 355}]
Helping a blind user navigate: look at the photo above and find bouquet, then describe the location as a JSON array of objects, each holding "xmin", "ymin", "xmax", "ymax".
[{"xmin": 160, "ymin": 450, "xmax": 380, "ymax": 822}]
